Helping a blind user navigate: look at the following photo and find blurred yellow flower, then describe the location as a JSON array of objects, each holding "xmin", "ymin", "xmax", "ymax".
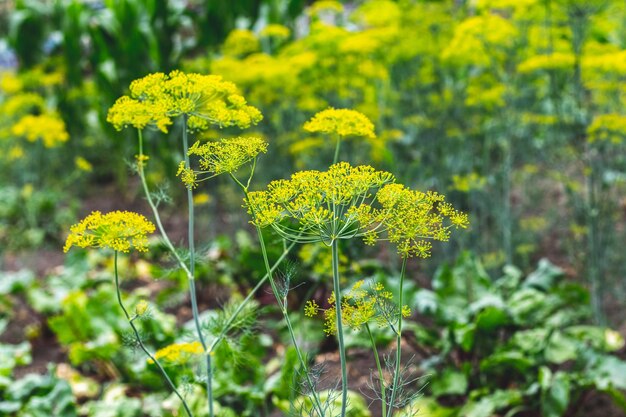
[
  {"xmin": 304, "ymin": 108, "xmax": 376, "ymax": 139},
  {"xmin": 75, "ymin": 157, "xmax": 93, "ymax": 172},
  {"xmin": 11, "ymin": 113, "xmax": 69, "ymax": 147}
]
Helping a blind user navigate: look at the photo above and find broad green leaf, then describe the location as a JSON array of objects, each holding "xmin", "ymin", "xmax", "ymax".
[
  {"xmin": 475, "ymin": 306, "xmax": 510, "ymax": 331},
  {"xmin": 524, "ymin": 259, "xmax": 563, "ymax": 290},
  {"xmin": 431, "ymin": 369, "xmax": 468, "ymax": 397},
  {"xmin": 545, "ymin": 331, "xmax": 578, "ymax": 364},
  {"xmin": 541, "ymin": 371, "xmax": 570, "ymax": 417},
  {"xmin": 480, "ymin": 350, "xmax": 534, "ymax": 374},
  {"xmin": 453, "ymin": 322, "xmax": 476, "ymax": 352}
]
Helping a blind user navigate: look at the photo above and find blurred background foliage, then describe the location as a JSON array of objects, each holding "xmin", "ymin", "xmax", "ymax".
[{"xmin": 2, "ymin": 0, "xmax": 626, "ymax": 416}]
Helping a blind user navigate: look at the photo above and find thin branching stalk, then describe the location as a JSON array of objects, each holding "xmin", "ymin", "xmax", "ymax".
[
  {"xmin": 254, "ymin": 225, "xmax": 326, "ymax": 417},
  {"xmin": 331, "ymin": 239, "xmax": 348, "ymax": 417},
  {"xmin": 113, "ymin": 252, "xmax": 194, "ymax": 417},
  {"xmin": 386, "ymin": 257, "xmax": 408, "ymax": 417},
  {"xmin": 138, "ymin": 130, "xmax": 298, "ymax": 413},
  {"xmin": 181, "ymin": 115, "xmax": 213, "ymax": 417},
  {"xmin": 231, "ymin": 171, "xmax": 325, "ymax": 416},
  {"xmin": 137, "ymin": 130, "xmax": 192, "ymax": 279},
  {"xmin": 208, "ymin": 240, "xmax": 297, "ymax": 352},
  {"xmin": 366, "ymin": 323, "xmax": 386, "ymax": 417}
]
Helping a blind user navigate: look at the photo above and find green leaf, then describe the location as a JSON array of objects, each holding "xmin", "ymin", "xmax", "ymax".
[
  {"xmin": 453, "ymin": 322, "xmax": 476, "ymax": 352},
  {"xmin": 524, "ymin": 259, "xmax": 563, "ymax": 291},
  {"xmin": 0, "ymin": 342, "xmax": 32, "ymax": 378},
  {"xmin": 431, "ymin": 369, "xmax": 468, "ymax": 397},
  {"xmin": 480, "ymin": 350, "xmax": 534, "ymax": 374},
  {"xmin": 0, "ymin": 269, "xmax": 35, "ymax": 295},
  {"xmin": 474, "ymin": 306, "xmax": 510, "ymax": 331},
  {"xmin": 545, "ymin": 331, "xmax": 578, "ymax": 364},
  {"xmin": 541, "ymin": 371, "xmax": 570, "ymax": 417}
]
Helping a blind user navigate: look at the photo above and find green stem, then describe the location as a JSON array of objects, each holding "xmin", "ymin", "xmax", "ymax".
[
  {"xmin": 333, "ymin": 136, "xmax": 341, "ymax": 164},
  {"xmin": 331, "ymin": 239, "xmax": 348, "ymax": 417},
  {"xmin": 137, "ymin": 130, "xmax": 192, "ymax": 279},
  {"xmin": 366, "ymin": 324, "xmax": 386, "ymax": 417},
  {"xmin": 387, "ymin": 257, "xmax": 408, "ymax": 417},
  {"xmin": 208, "ymin": 240, "xmax": 297, "ymax": 352},
  {"xmin": 181, "ymin": 117, "xmax": 213, "ymax": 417},
  {"xmin": 253, "ymin": 216, "xmax": 326, "ymax": 417},
  {"xmin": 114, "ymin": 252, "xmax": 194, "ymax": 417}
]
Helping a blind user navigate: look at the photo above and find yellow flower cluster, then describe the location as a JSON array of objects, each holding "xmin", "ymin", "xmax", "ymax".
[
  {"xmin": 375, "ymin": 183, "xmax": 469, "ymax": 258},
  {"xmin": 587, "ymin": 114, "xmax": 626, "ymax": 144},
  {"xmin": 308, "ymin": 0, "xmax": 344, "ymax": 16},
  {"xmin": 0, "ymin": 71, "xmax": 23, "ymax": 94},
  {"xmin": 74, "ymin": 156, "xmax": 93, "ymax": 172},
  {"xmin": 259, "ymin": 24, "xmax": 291, "ymax": 40},
  {"xmin": 441, "ymin": 14, "xmax": 518, "ymax": 67},
  {"xmin": 305, "ymin": 280, "xmax": 410, "ymax": 335},
  {"xmin": 64, "ymin": 211, "xmax": 155, "ymax": 253},
  {"xmin": 246, "ymin": 162, "xmax": 468, "ymax": 256},
  {"xmin": 245, "ymin": 162, "xmax": 394, "ymax": 242},
  {"xmin": 150, "ymin": 341, "xmax": 203, "ymax": 365},
  {"xmin": 518, "ymin": 53, "xmax": 576, "ymax": 74},
  {"xmin": 188, "ymin": 136, "xmax": 268, "ymax": 175},
  {"xmin": 176, "ymin": 161, "xmax": 198, "ymax": 189},
  {"xmin": 451, "ymin": 172, "xmax": 487, "ymax": 193},
  {"xmin": 222, "ymin": 29, "xmax": 260, "ymax": 57},
  {"xmin": 107, "ymin": 71, "xmax": 262, "ymax": 133},
  {"xmin": 11, "ymin": 113, "xmax": 70, "ymax": 148},
  {"xmin": 303, "ymin": 108, "xmax": 376, "ymax": 139},
  {"xmin": 0, "ymin": 93, "xmax": 45, "ymax": 116}
]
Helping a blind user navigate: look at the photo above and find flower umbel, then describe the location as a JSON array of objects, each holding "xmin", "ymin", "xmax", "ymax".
[
  {"xmin": 64, "ymin": 211, "xmax": 156, "ymax": 253},
  {"xmin": 306, "ymin": 280, "xmax": 411, "ymax": 335},
  {"xmin": 376, "ymin": 183, "xmax": 469, "ymax": 258},
  {"xmin": 11, "ymin": 113, "xmax": 69, "ymax": 148},
  {"xmin": 304, "ymin": 108, "xmax": 376, "ymax": 139},
  {"xmin": 245, "ymin": 162, "xmax": 394, "ymax": 243},
  {"xmin": 187, "ymin": 136, "xmax": 268, "ymax": 176},
  {"xmin": 150, "ymin": 341, "xmax": 204, "ymax": 365},
  {"xmin": 107, "ymin": 70, "xmax": 263, "ymax": 132}
]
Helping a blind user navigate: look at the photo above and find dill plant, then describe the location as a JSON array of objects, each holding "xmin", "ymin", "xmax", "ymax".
[{"xmin": 81, "ymin": 72, "xmax": 468, "ymax": 417}]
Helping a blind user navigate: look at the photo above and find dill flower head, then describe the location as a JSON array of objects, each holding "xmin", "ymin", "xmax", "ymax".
[
  {"xmin": 308, "ymin": 0, "xmax": 344, "ymax": 16},
  {"xmin": 178, "ymin": 136, "xmax": 268, "ymax": 189},
  {"xmin": 222, "ymin": 29, "xmax": 260, "ymax": 57},
  {"xmin": 74, "ymin": 156, "xmax": 93, "ymax": 172},
  {"xmin": 188, "ymin": 136, "xmax": 268, "ymax": 175},
  {"xmin": 64, "ymin": 211, "xmax": 156, "ymax": 253},
  {"xmin": 259, "ymin": 24, "xmax": 291, "ymax": 40},
  {"xmin": 376, "ymin": 183, "xmax": 469, "ymax": 258},
  {"xmin": 150, "ymin": 341, "xmax": 203, "ymax": 365},
  {"xmin": 306, "ymin": 280, "xmax": 410, "ymax": 335},
  {"xmin": 107, "ymin": 71, "xmax": 262, "ymax": 133},
  {"xmin": 587, "ymin": 114, "xmax": 626, "ymax": 144},
  {"xmin": 441, "ymin": 14, "xmax": 517, "ymax": 67},
  {"xmin": 0, "ymin": 93, "xmax": 45, "ymax": 116},
  {"xmin": 518, "ymin": 53, "xmax": 576, "ymax": 74},
  {"xmin": 0, "ymin": 71, "xmax": 23, "ymax": 94},
  {"xmin": 245, "ymin": 162, "xmax": 394, "ymax": 243},
  {"xmin": 303, "ymin": 108, "xmax": 376, "ymax": 139},
  {"xmin": 11, "ymin": 113, "xmax": 69, "ymax": 148}
]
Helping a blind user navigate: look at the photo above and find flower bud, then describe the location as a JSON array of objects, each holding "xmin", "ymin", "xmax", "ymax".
[{"xmin": 135, "ymin": 300, "xmax": 149, "ymax": 316}]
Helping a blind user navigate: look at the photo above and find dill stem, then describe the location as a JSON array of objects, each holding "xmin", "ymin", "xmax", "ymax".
[
  {"xmin": 331, "ymin": 239, "xmax": 348, "ymax": 417},
  {"xmin": 366, "ymin": 323, "xmax": 387, "ymax": 417},
  {"xmin": 386, "ymin": 257, "xmax": 407, "ymax": 417},
  {"xmin": 114, "ymin": 251, "xmax": 194, "ymax": 417}
]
